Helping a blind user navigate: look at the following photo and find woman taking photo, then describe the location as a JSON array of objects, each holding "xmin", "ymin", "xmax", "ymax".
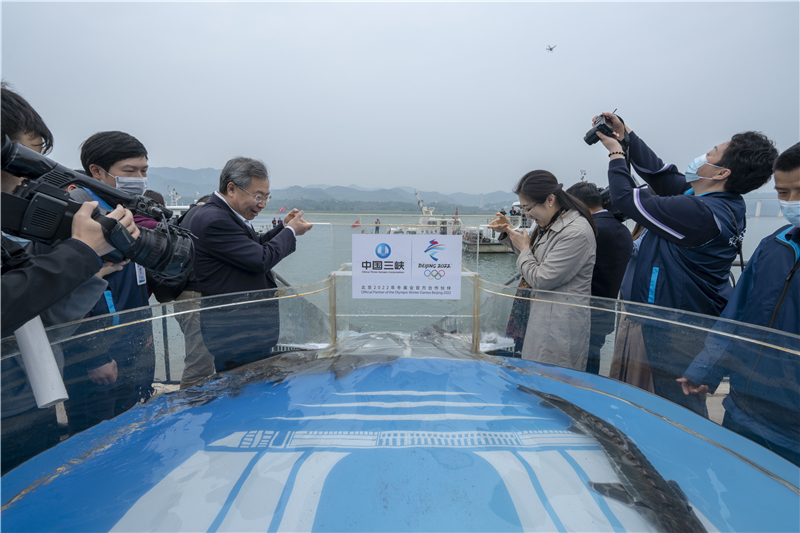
[{"xmin": 491, "ymin": 170, "xmax": 597, "ymax": 371}]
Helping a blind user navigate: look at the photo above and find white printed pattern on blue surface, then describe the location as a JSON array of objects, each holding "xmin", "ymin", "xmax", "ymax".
[
  {"xmin": 111, "ymin": 390, "xmax": 719, "ymax": 532},
  {"xmin": 333, "ymin": 391, "xmax": 478, "ymax": 396},
  {"xmin": 211, "ymin": 430, "xmax": 596, "ymax": 449},
  {"xmin": 263, "ymin": 392, "xmax": 545, "ymax": 422},
  {"xmin": 111, "ymin": 446, "xmax": 720, "ymax": 532}
]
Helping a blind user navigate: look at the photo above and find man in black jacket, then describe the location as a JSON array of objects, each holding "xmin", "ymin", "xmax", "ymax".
[
  {"xmin": 1, "ymin": 82, "xmax": 143, "ymax": 470},
  {"xmin": 164, "ymin": 194, "xmax": 217, "ymax": 389},
  {"xmin": 567, "ymin": 182, "xmax": 633, "ymax": 374},
  {"xmin": 1, "ymin": 203, "xmax": 140, "ymax": 336},
  {"xmin": 188, "ymin": 157, "xmax": 311, "ymax": 370}
]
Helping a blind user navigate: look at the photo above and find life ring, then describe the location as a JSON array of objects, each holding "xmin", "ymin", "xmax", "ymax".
[{"xmin": 465, "ymin": 231, "xmax": 471, "ymax": 240}]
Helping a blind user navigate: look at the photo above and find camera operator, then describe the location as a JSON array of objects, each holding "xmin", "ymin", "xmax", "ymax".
[
  {"xmin": 1, "ymin": 83, "xmax": 144, "ymax": 472},
  {"xmin": 593, "ymin": 112, "xmax": 778, "ymax": 416},
  {"xmin": 2, "ymin": 203, "xmax": 139, "ymax": 335},
  {"xmin": 59, "ymin": 131, "xmax": 157, "ymax": 435}
]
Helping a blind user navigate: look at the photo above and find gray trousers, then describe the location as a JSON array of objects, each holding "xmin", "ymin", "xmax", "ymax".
[{"xmin": 174, "ymin": 290, "xmax": 216, "ymax": 388}]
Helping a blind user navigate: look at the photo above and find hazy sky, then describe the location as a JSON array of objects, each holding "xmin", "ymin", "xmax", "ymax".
[{"xmin": 2, "ymin": 1, "xmax": 798, "ymax": 194}]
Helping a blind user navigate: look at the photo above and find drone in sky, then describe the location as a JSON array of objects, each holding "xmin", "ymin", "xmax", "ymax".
[{"xmin": 546, "ymin": 45, "xmax": 556, "ymax": 52}]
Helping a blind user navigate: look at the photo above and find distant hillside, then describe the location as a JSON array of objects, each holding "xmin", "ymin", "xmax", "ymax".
[
  {"xmin": 266, "ymin": 198, "xmax": 505, "ymax": 214},
  {"xmin": 272, "ymin": 186, "xmax": 333, "ymax": 201},
  {"xmin": 148, "ymin": 166, "xmax": 517, "ymax": 210}
]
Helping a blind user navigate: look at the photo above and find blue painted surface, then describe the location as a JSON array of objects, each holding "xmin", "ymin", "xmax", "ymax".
[{"xmin": 2, "ymin": 338, "xmax": 799, "ymax": 532}]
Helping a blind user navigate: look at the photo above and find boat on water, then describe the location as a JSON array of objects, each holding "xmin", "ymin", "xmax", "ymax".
[
  {"xmin": 461, "ymin": 201, "xmax": 531, "ymax": 253},
  {"xmin": 1, "ymin": 268, "xmax": 798, "ymax": 531},
  {"xmin": 387, "ymin": 192, "xmax": 463, "ymax": 236},
  {"xmin": 462, "ymin": 224, "xmax": 510, "ymax": 253}
]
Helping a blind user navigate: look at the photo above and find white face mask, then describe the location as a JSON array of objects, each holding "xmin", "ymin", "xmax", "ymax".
[
  {"xmin": 779, "ymin": 200, "xmax": 800, "ymax": 227},
  {"xmin": 116, "ymin": 176, "xmax": 147, "ymax": 195},
  {"xmin": 104, "ymin": 169, "xmax": 147, "ymax": 195}
]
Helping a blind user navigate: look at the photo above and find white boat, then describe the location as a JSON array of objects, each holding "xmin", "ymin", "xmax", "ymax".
[
  {"xmin": 462, "ymin": 224, "xmax": 510, "ymax": 253},
  {"xmin": 461, "ymin": 201, "xmax": 530, "ymax": 253},
  {"xmin": 165, "ymin": 204, "xmax": 192, "ymax": 219},
  {"xmin": 387, "ymin": 192, "xmax": 463, "ymax": 236}
]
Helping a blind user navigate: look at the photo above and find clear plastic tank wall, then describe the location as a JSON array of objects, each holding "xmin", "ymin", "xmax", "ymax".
[{"xmin": 1, "ymin": 215, "xmax": 798, "ymax": 476}]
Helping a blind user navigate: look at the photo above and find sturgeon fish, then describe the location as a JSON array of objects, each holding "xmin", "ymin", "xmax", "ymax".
[{"xmin": 519, "ymin": 386, "xmax": 708, "ymax": 533}]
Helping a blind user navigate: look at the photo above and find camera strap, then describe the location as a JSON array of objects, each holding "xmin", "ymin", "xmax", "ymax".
[{"xmin": 614, "ymin": 115, "xmax": 636, "ymax": 178}]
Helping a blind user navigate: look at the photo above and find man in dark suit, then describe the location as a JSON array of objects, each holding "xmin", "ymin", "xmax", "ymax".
[
  {"xmin": 567, "ymin": 182, "xmax": 633, "ymax": 374},
  {"xmin": 189, "ymin": 157, "xmax": 312, "ymax": 371}
]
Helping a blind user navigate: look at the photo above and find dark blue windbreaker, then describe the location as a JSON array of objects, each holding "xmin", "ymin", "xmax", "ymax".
[{"xmin": 607, "ymin": 132, "xmax": 745, "ymax": 316}]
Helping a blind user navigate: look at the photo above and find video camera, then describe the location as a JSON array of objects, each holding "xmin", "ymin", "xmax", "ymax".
[{"xmin": 1, "ymin": 136, "xmax": 193, "ymax": 277}]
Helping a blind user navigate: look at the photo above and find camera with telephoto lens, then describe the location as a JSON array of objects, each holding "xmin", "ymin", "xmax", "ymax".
[
  {"xmin": 584, "ymin": 114, "xmax": 616, "ymax": 145},
  {"xmin": 1, "ymin": 136, "xmax": 193, "ymax": 277}
]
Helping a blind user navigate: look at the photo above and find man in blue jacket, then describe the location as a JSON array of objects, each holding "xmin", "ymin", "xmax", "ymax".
[
  {"xmin": 66, "ymin": 131, "xmax": 153, "ymax": 435},
  {"xmin": 594, "ymin": 113, "xmax": 778, "ymax": 416},
  {"xmin": 679, "ymin": 142, "xmax": 800, "ymax": 465},
  {"xmin": 189, "ymin": 157, "xmax": 312, "ymax": 371}
]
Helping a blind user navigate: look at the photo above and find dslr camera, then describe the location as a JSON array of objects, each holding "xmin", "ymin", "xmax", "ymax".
[
  {"xmin": 1, "ymin": 136, "xmax": 193, "ymax": 277},
  {"xmin": 584, "ymin": 115, "xmax": 616, "ymax": 145}
]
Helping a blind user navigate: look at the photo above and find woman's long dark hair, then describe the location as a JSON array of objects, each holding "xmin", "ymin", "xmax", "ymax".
[{"xmin": 513, "ymin": 170, "xmax": 598, "ymax": 244}]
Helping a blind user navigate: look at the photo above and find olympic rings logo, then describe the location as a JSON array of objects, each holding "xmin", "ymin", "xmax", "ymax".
[{"xmin": 424, "ymin": 269, "xmax": 446, "ymax": 280}]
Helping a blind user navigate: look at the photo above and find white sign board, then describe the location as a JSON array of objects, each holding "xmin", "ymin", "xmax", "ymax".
[{"xmin": 352, "ymin": 234, "xmax": 462, "ymax": 299}]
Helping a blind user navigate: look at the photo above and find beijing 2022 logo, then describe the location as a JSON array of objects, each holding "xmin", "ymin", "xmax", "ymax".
[
  {"xmin": 423, "ymin": 239, "xmax": 445, "ymax": 261},
  {"xmin": 375, "ymin": 243, "xmax": 391, "ymax": 259}
]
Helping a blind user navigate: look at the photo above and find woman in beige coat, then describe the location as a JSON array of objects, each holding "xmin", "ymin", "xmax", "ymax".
[{"xmin": 491, "ymin": 170, "xmax": 597, "ymax": 371}]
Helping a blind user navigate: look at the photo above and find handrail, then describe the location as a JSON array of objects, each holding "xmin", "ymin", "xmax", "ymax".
[{"xmin": 476, "ymin": 283, "xmax": 800, "ymax": 357}]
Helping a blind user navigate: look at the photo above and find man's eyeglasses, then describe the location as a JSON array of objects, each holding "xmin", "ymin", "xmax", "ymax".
[{"xmin": 236, "ymin": 183, "xmax": 271, "ymax": 205}]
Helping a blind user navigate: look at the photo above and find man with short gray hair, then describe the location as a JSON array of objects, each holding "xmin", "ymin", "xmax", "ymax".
[{"xmin": 188, "ymin": 156, "xmax": 312, "ymax": 370}]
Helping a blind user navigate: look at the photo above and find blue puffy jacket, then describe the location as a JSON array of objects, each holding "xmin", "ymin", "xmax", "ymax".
[{"xmin": 684, "ymin": 225, "xmax": 800, "ymax": 448}]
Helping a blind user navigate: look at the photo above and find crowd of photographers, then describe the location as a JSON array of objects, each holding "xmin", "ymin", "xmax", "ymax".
[
  {"xmin": 1, "ymin": 82, "xmax": 798, "ymax": 472},
  {"xmin": 491, "ymin": 112, "xmax": 799, "ymax": 466},
  {"xmin": 0, "ymin": 83, "xmax": 313, "ymax": 472}
]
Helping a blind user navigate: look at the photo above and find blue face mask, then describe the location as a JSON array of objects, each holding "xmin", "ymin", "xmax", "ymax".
[
  {"xmin": 779, "ymin": 200, "xmax": 800, "ymax": 227},
  {"xmin": 685, "ymin": 153, "xmax": 726, "ymax": 183}
]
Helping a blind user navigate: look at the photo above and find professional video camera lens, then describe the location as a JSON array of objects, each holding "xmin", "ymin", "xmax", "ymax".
[
  {"xmin": 3, "ymin": 136, "xmax": 193, "ymax": 278},
  {"xmin": 102, "ymin": 222, "xmax": 193, "ymax": 277}
]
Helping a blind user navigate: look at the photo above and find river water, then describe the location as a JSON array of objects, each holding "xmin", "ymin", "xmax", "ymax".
[{"xmin": 254, "ymin": 212, "xmax": 789, "ymax": 287}]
